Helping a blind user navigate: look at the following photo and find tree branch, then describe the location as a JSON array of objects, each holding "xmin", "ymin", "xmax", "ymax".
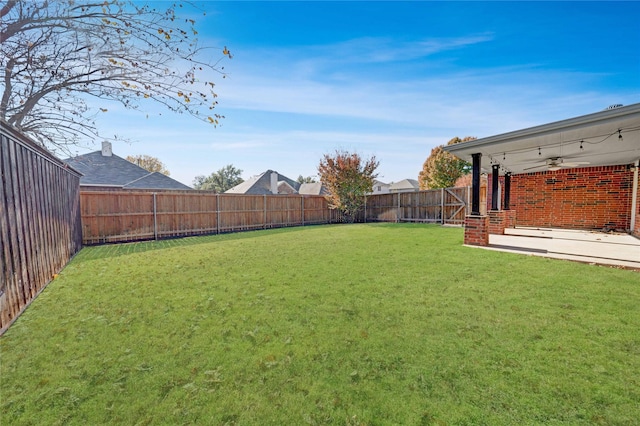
[{"xmin": 2, "ymin": 0, "xmax": 230, "ymax": 148}]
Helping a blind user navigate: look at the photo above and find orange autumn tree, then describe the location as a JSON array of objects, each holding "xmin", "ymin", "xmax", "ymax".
[
  {"xmin": 418, "ymin": 136, "xmax": 475, "ymax": 189},
  {"xmin": 318, "ymin": 150, "xmax": 379, "ymax": 223},
  {"xmin": 126, "ymin": 154, "xmax": 170, "ymax": 176}
]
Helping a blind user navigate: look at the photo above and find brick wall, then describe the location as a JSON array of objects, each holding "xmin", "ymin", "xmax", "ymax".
[
  {"xmin": 464, "ymin": 215, "xmax": 489, "ymax": 246},
  {"xmin": 510, "ymin": 165, "xmax": 634, "ymax": 232},
  {"xmin": 488, "ymin": 210, "xmax": 517, "ymax": 235},
  {"xmin": 635, "ymin": 177, "xmax": 640, "ymax": 238}
]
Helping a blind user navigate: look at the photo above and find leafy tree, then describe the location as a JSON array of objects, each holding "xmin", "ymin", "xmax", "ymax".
[
  {"xmin": 318, "ymin": 150, "xmax": 379, "ymax": 223},
  {"xmin": 296, "ymin": 175, "xmax": 317, "ymax": 184},
  {"xmin": 193, "ymin": 164, "xmax": 243, "ymax": 193},
  {"xmin": 418, "ymin": 137, "xmax": 475, "ymax": 189},
  {"xmin": 126, "ymin": 154, "xmax": 170, "ymax": 176},
  {"xmin": 1, "ymin": 0, "xmax": 231, "ymax": 152}
]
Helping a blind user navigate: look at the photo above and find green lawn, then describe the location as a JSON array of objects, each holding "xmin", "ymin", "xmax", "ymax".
[{"xmin": 1, "ymin": 224, "xmax": 639, "ymax": 425}]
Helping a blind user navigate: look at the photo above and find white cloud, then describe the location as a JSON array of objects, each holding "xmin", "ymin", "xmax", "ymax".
[
  {"xmin": 218, "ymin": 60, "xmax": 631, "ymax": 137},
  {"xmin": 72, "ymin": 30, "xmax": 638, "ymax": 188},
  {"xmin": 301, "ymin": 34, "xmax": 495, "ymax": 64}
]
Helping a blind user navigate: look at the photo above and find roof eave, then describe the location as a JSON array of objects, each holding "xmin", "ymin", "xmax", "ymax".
[{"xmin": 444, "ymin": 102, "xmax": 640, "ymax": 154}]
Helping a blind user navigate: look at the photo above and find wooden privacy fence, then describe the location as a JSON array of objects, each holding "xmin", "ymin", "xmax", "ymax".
[
  {"xmin": 365, "ymin": 187, "xmax": 469, "ymax": 225},
  {"xmin": 81, "ymin": 187, "xmax": 469, "ymax": 244},
  {"xmin": 80, "ymin": 191, "xmax": 342, "ymax": 244},
  {"xmin": 1, "ymin": 122, "xmax": 82, "ymax": 334}
]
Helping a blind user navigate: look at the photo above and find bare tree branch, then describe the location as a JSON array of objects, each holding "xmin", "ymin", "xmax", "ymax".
[
  {"xmin": 0, "ymin": 0, "xmax": 16, "ymax": 20},
  {"xmin": 0, "ymin": 0, "xmax": 231, "ymax": 153}
]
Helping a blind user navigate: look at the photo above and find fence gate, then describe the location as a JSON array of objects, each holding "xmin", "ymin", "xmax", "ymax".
[
  {"xmin": 442, "ymin": 187, "xmax": 468, "ymax": 225},
  {"xmin": 365, "ymin": 187, "xmax": 469, "ymax": 225}
]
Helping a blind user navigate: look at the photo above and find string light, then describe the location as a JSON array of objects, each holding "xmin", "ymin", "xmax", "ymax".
[{"xmin": 483, "ymin": 126, "xmax": 640, "ymax": 160}]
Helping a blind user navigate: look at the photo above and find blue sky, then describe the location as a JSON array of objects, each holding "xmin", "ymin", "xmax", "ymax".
[{"xmin": 84, "ymin": 1, "xmax": 640, "ymax": 187}]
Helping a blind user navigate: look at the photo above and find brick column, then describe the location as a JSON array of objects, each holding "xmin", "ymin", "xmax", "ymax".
[
  {"xmin": 464, "ymin": 215, "xmax": 489, "ymax": 246},
  {"xmin": 488, "ymin": 210, "xmax": 517, "ymax": 235}
]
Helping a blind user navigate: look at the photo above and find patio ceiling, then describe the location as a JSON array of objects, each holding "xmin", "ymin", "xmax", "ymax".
[{"xmin": 444, "ymin": 103, "xmax": 640, "ymax": 175}]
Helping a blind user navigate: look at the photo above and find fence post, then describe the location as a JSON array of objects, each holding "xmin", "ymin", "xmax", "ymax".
[
  {"xmin": 441, "ymin": 188, "xmax": 444, "ymax": 225},
  {"xmin": 301, "ymin": 196, "xmax": 305, "ymax": 226},
  {"xmin": 264, "ymin": 194, "xmax": 267, "ymax": 229},
  {"xmin": 396, "ymin": 193, "xmax": 400, "ymax": 222},
  {"xmin": 216, "ymin": 193, "xmax": 220, "ymax": 234},
  {"xmin": 153, "ymin": 192, "xmax": 158, "ymax": 240}
]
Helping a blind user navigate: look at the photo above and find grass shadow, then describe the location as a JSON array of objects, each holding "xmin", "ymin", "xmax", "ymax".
[{"xmin": 72, "ymin": 224, "xmax": 346, "ymax": 263}]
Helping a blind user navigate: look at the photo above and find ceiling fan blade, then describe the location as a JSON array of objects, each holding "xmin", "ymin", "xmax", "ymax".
[
  {"xmin": 522, "ymin": 158, "xmax": 590, "ymax": 172},
  {"xmin": 523, "ymin": 164, "xmax": 546, "ymax": 171},
  {"xmin": 561, "ymin": 161, "xmax": 590, "ymax": 167}
]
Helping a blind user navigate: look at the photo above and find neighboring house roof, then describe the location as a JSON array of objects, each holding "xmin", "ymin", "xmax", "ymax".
[
  {"xmin": 222, "ymin": 177, "xmax": 259, "ymax": 194},
  {"xmin": 299, "ymin": 182, "xmax": 328, "ymax": 195},
  {"xmin": 225, "ymin": 170, "xmax": 300, "ymax": 195},
  {"xmin": 389, "ymin": 179, "xmax": 419, "ymax": 192},
  {"xmin": 124, "ymin": 171, "xmax": 191, "ymax": 190},
  {"xmin": 369, "ymin": 180, "xmax": 391, "ymax": 195},
  {"xmin": 278, "ymin": 181, "xmax": 298, "ymax": 195},
  {"xmin": 63, "ymin": 144, "xmax": 191, "ymax": 190}
]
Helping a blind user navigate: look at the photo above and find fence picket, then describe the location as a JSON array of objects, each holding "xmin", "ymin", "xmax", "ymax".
[
  {"xmin": 79, "ymin": 188, "xmax": 469, "ymax": 245},
  {"xmin": 1, "ymin": 123, "xmax": 82, "ymax": 334},
  {"xmin": 80, "ymin": 192, "xmax": 340, "ymax": 244},
  {"xmin": 364, "ymin": 188, "xmax": 468, "ymax": 224}
]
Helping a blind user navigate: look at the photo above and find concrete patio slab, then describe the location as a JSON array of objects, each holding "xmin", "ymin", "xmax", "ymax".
[
  {"xmin": 469, "ymin": 227, "xmax": 640, "ymax": 269},
  {"xmin": 504, "ymin": 227, "xmax": 640, "ymax": 244}
]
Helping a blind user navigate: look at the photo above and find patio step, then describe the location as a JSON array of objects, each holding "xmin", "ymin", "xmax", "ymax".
[
  {"xmin": 504, "ymin": 227, "xmax": 640, "ymax": 245},
  {"xmin": 489, "ymin": 229, "xmax": 640, "ymax": 269}
]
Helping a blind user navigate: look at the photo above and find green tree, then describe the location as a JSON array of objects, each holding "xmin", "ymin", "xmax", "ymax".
[
  {"xmin": 193, "ymin": 164, "xmax": 243, "ymax": 193},
  {"xmin": 318, "ymin": 150, "xmax": 379, "ymax": 223},
  {"xmin": 126, "ymin": 154, "xmax": 170, "ymax": 176},
  {"xmin": 1, "ymin": 0, "xmax": 230, "ymax": 151},
  {"xmin": 296, "ymin": 175, "xmax": 317, "ymax": 184},
  {"xmin": 418, "ymin": 137, "xmax": 475, "ymax": 189}
]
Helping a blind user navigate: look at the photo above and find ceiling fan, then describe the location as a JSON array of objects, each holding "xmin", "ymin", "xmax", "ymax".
[{"xmin": 524, "ymin": 157, "xmax": 591, "ymax": 171}]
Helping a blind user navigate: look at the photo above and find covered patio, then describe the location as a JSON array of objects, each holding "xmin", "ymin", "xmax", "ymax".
[
  {"xmin": 488, "ymin": 227, "xmax": 640, "ymax": 269},
  {"xmin": 444, "ymin": 103, "xmax": 640, "ymax": 267}
]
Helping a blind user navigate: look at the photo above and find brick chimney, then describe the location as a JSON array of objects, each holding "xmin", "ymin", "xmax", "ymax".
[
  {"xmin": 101, "ymin": 141, "xmax": 112, "ymax": 157},
  {"xmin": 270, "ymin": 171, "xmax": 278, "ymax": 194}
]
